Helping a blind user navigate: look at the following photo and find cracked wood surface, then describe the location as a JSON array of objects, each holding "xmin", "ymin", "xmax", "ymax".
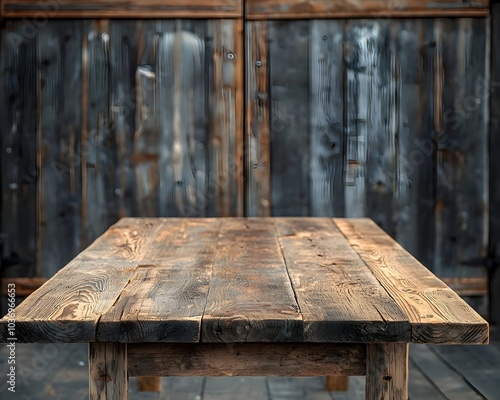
[{"xmin": 0, "ymin": 218, "xmax": 488, "ymax": 344}]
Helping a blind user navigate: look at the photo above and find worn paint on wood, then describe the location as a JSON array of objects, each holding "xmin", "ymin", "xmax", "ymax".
[{"xmin": 247, "ymin": 0, "xmax": 490, "ymax": 19}]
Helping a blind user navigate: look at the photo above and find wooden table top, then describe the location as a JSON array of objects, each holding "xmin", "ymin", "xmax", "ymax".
[{"xmin": 0, "ymin": 218, "xmax": 488, "ymax": 345}]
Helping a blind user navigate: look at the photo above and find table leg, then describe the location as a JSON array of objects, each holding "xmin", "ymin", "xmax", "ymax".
[
  {"xmin": 89, "ymin": 342, "xmax": 128, "ymax": 400},
  {"xmin": 366, "ymin": 343, "xmax": 408, "ymax": 400}
]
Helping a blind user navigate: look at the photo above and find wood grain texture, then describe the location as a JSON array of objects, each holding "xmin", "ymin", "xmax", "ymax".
[
  {"xmin": 245, "ymin": 21, "xmax": 271, "ymax": 217},
  {"xmin": 434, "ymin": 18, "xmax": 488, "ymax": 278},
  {"xmin": 202, "ymin": 218, "xmax": 303, "ymax": 342},
  {"xmin": 247, "ymin": 0, "xmax": 489, "ymax": 19},
  {"xmin": 393, "ymin": 19, "xmax": 422, "ymax": 257},
  {"xmin": 133, "ymin": 21, "xmax": 160, "ymax": 217},
  {"xmin": 38, "ymin": 21, "xmax": 83, "ymax": 278},
  {"xmin": 97, "ymin": 219, "xmax": 221, "ymax": 342},
  {"xmin": 128, "ymin": 343, "xmax": 366, "ymax": 376},
  {"xmin": 0, "ymin": 219, "xmax": 163, "ymax": 342},
  {"xmin": 206, "ymin": 19, "xmax": 244, "ymax": 217},
  {"xmin": 268, "ymin": 21, "xmax": 310, "ymax": 216},
  {"xmin": 325, "ymin": 376, "xmax": 348, "ymax": 392},
  {"xmin": 344, "ymin": 20, "xmax": 397, "ymax": 233},
  {"xmin": 1, "ymin": 0, "xmax": 243, "ymax": 18},
  {"xmin": 275, "ymin": 218, "xmax": 409, "ymax": 342},
  {"xmin": 366, "ymin": 343, "xmax": 408, "ymax": 400},
  {"xmin": 335, "ymin": 218, "xmax": 489, "ymax": 344},
  {"xmin": 309, "ymin": 20, "xmax": 344, "ymax": 217},
  {"xmin": 89, "ymin": 342, "xmax": 128, "ymax": 400},
  {"xmin": 83, "ymin": 20, "xmax": 112, "ymax": 247}
]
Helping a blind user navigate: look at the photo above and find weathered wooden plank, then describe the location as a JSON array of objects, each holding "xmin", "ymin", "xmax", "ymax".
[
  {"xmin": 156, "ymin": 22, "xmax": 209, "ymax": 217},
  {"xmin": 345, "ymin": 20, "xmax": 397, "ymax": 232},
  {"xmin": 128, "ymin": 343, "xmax": 366, "ymax": 376},
  {"xmin": 490, "ymin": 0, "xmax": 500, "ymax": 325},
  {"xmin": 309, "ymin": 20, "xmax": 344, "ymax": 217},
  {"xmin": 247, "ymin": 0, "xmax": 489, "ymax": 19},
  {"xmin": 97, "ymin": 219, "xmax": 221, "ymax": 342},
  {"xmin": 268, "ymin": 21, "xmax": 310, "ymax": 216},
  {"xmin": 81, "ymin": 20, "xmax": 113, "ymax": 248},
  {"xmin": 1, "ymin": 0, "xmax": 243, "ymax": 18},
  {"xmin": 202, "ymin": 218, "xmax": 303, "ymax": 342},
  {"xmin": 434, "ymin": 18, "xmax": 488, "ymax": 279},
  {"xmin": 0, "ymin": 21, "xmax": 37, "ymax": 279},
  {"xmin": 38, "ymin": 21, "xmax": 83, "ymax": 278},
  {"xmin": 0, "ymin": 277, "xmax": 47, "ymax": 297},
  {"xmin": 245, "ymin": 20, "xmax": 271, "ymax": 217},
  {"xmin": 109, "ymin": 20, "xmax": 138, "ymax": 223},
  {"xmin": 335, "ymin": 218, "xmax": 489, "ymax": 344},
  {"xmin": 415, "ymin": 19, "xmax": 438, "ymax": 272},
  {"xmin": 133, "ymin": 21, "xmax": 159, "ymax": 217},
  {"xmin": 325, "ymin": 376, "xmax": 348, "ymax": 392},
  {"xmin": 366, "ymin": 343, "xmax": 408, "ymax": 400},
  {"xmin": 393, "ymin": 19, "xmax": 422, "ymax": 257},
  {"xmin": 0, "ymin": 219, "xmax": 164, "ymax": 342},
  {"xmin": 89, "ymin": 342, "xmax": 128, "ymax": 400},
  {"xmin": 275, "ymin": 218, "xmax": 409, "ymax": 342},
  {"xmin": 206, "ymin": 19, "xmax": 244, "ymax": 217}
]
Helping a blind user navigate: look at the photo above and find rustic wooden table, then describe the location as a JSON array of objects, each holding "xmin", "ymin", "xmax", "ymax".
[{"xmin": 0, "ymin": 218, "xmax": 489, "ymax": 399}]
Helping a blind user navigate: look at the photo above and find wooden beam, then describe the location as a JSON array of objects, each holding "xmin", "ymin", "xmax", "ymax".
[
  {"xmin": 89, "ymin": 342, "xmax": 128, "ymax": 400},
  {"xmin": 1, "ymin": 0, "xmax": 243, "ymax": 19},
  {"xmin": 247, "ymin": 0, "xmax": 489, "ymax": 19},
  {"xmin": 128, "ymin": 343, "xmax": 366, "ymax": 377}
]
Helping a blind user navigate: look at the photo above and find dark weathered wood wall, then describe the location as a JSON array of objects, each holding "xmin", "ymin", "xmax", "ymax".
[
  {"xmin": 246, "ymin": 18, "xmax": 489, "ymax": 281},
  {"xmin": 0, "ymin": 19, "xmax": 243, "ymax": 277},
  {"xmin": 0, "ymin": 13, "xmax": 492, "ymax": 287}
]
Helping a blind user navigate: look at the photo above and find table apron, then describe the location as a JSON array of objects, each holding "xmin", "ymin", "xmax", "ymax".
[{"xmin": 127, "ymin": 342, "xmax": 367, "ymax": 377}]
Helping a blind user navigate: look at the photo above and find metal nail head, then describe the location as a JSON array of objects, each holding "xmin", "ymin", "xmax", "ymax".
[
  {"xmin": 256, "ymin": 60, "xmax": 262, "ymax": 67},
  {"xmin": 227, "ymin": 52, "xmax": 235, "ymax": 60}
]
